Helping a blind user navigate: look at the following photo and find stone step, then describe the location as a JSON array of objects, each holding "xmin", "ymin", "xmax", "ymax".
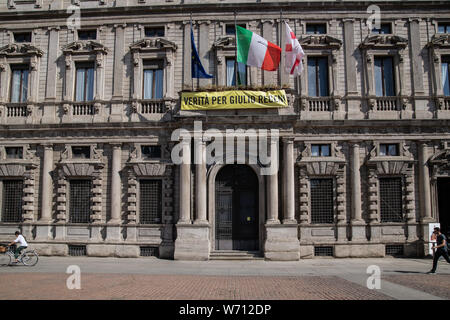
[{"xmin": 209, "ymin": 251, "xmax": 264, "ymax": 260}]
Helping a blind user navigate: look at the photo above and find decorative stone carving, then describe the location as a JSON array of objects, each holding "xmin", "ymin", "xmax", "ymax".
[
  {"xmin": 0, "ymin": 44, "xmax": 43, "ymax": 57},
  {"xmin": 299, "ymin": 35, "xmax": 342, "ymax": 50},
  {"xmin": 130, "ymin": 38, "xmax": 177, "ymax": 52},
  {"xmin": 359, "ymin": 34, "xmax": 408, "ymax": 50},
  {"xmin": 62, "ymin": 41, "xmax": 108, "ymax": 55}
]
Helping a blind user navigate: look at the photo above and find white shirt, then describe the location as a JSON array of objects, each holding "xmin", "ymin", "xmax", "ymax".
[{"xmin": 14, "ymin": 235, "xmax": 28, "ymax": 247}]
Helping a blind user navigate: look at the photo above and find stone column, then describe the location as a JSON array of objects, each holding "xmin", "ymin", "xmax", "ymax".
[
  {"xmin": 282, "ymin": 138, "xmax": 296, "ymax": 224},
  {"xmin": 106, "ymin": 143, "xmax": 122, "ymax": 241},
  {"xmin": 194, "ymin": 137, "xmax": 207, "ymax": 224},
  {"xmin": 183, "ymin": 21, "xmax": 192, "ymax": 89},
  {"xmin": 110, "ymin": 24, "xmax": 125, "ymax": 122},
  {"xmin": 178, "ymin": 139, "xmax": 191, "ymax": 224},
  {"xmin": 419, "ymin": 142, "xmax": 433, "ymax": 222},
  {"xmin": 267, "ymin": 137, "xmax": 280, "ymax": 224}
]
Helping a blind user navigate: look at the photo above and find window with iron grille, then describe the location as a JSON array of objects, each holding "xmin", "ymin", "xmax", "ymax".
[
  {"xmin": 380, "ymin": 177, "xmax": 403, "ymax": 222},
  {"xmin": 68, "ymin": 245, "xmax": 87, "ymax": 256},
  {"xmin": 310, "ymin": 178, "xmax": 334, "ymax": 224},
  {"xmin": 314, "ymin": 246, "xmax": 333, "ymax": 257},
  {"xmin": 1, "ymin": 180, "xmax": 23, "ymax": 222},
  {"xmin": 140, "ymin": 246, "xmax": 159, "ymax": 257},
  {"xmin": 139, "ymin": 180, "xmax": 162, "ymax": 224},
  {"xmin": 385, "ymin": 244, "xmax": 404, "ymax": 256},
  {"xmin": 5, "ymin": 147, "xmax": 23, "ymax": 159},
  {"xmin": 69, "ymin": 180, "xmax": 92, "ymax": 224}
]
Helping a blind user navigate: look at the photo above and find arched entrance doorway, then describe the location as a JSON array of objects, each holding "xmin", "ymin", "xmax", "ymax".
[{"xmin": 215, "ymin": 165, "xmax": 259, "ymax": 251}]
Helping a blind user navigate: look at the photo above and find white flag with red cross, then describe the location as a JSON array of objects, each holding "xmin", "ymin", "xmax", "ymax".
[{"xmin": 284, "ymin": 22, "xmax": 304, "ymax": 77}]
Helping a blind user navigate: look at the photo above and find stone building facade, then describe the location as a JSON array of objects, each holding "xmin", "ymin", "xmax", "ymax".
[{"xmin": 0, "ymin": 0, "xmax": 449, "ymax": 260}]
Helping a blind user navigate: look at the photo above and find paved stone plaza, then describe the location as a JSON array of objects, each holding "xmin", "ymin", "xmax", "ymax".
[{"xmin": 0, "ymin": 257, "xmax": 448, "ymax": 300}]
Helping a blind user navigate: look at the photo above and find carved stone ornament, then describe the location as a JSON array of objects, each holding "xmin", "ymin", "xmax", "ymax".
[
  {"xmin": 359, "ymin": 34, "xmax": 408, "ymax": 50},
  {"xmin": 426, "ymin": 34, "xmax": 450, "ymax": 49},
  {"xmin": 299, "ymin": 35, "xmax": 342, "ymax": 50},
  {"xmin": 213, "ymin": 36, "xmax": 236, "ymax": 50},
  {"xmin": 0, "ymin": 44, "xmax": 44, "ymax": 57},
  {"xmin": 130, "ymin": 38, "xmax": 177, "ymax": 53},
  {"xmin": 62, "ymin": 41, "xmax": 108, "ymax": 55}
]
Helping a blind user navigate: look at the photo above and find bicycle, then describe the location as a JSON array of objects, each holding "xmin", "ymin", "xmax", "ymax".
[{"xmin": 0, "ymin": 245, "xmax": 39, "ymax": 267}]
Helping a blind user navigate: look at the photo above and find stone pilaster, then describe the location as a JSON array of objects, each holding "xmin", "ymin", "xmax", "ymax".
[
  {"xmin": 183, "ymin": 21, "xmax": 192, "ymax": 89},
  {"xmin": 350, "ymin": 143, "xmax": 365, "ymax": 241},
  {"xmin": 282, "ymin": 138, "xmax": 296, "ymax": 224},
  {"xmin": 36, "ymin": 144, "xmax": 54, "ymax": 240},
  {"xmin": 419, "ymin": 142, "xmax": 433, "ymax": 223},
  {"xmin": 107, "ymin": 143, "xmax": 122, "ymax": 241},
  {"xmin": 194, "ymin": 137, "xmax": 207, "ymax": 224},
  {"xmin": 110, "ymin": 24, "xmax": 126, "ymax": 122}
]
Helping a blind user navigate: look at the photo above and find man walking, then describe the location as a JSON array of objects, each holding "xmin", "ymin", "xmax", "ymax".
[{"xmin": 428, "ymin": 227, "xmax": 450, "ymax": 274}]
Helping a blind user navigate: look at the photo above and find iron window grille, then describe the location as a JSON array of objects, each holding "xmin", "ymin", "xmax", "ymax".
[
  {"xmin": 1, "ymin": 180, "xmax": 23, "ymax": 223},
  {"xmin": 140, "ymin": 246, "xmax": 159, "ymax": 257},
  {"xmin": 68, "ymin": 245, "xmax": 87, "ymax": 256},
  {"xmin": 139, "ymin": 180, "xmax": 162, "ymax": 224},
  {"xmin": 69, "ymin": 180, "xmax": 92, "ymax": 224},
  {"xmin": 379, "ymin": 177, "xmax": 403, "ymax": 222},
  {"xmin": 5, "ymin": 147, "xmax": 23, "ymax": 159},
  {"xmin": 314, "ymin": 246, "xmax": 333, "ymax": 257},
  {"xmin": 141, "ymin": 145, "xmax": 161, "ymax": 159},
  {"xmin": 385, "ymin": 244, "xmax": 404, "ymax": 256},
  {"xmin": 310, "ymin": 178, "xmax": 334, "ymax": 224}
]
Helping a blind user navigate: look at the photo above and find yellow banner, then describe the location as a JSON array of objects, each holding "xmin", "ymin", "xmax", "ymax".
[{"xmin": 181, "ymin": 90, "xmax": 288, "ymax": 110}]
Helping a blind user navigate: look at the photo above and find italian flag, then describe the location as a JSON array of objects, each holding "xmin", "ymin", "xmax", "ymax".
[{"xmin": 236, "ymin": 25, "xmax": 281, "ymax": 71}]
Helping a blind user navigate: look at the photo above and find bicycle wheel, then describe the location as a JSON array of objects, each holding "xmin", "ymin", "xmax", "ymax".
[
  {"xmin": 0, "ymin": 253, "xmax": 11, "ymax": 266},
  {"xmin": 21, "ymin": 251, "xmax": 38, "ymax": 266}
]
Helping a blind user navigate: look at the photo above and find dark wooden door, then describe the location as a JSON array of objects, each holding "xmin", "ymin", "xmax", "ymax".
[{"xmin": 215, "ymin": 165, "xmax": 259, "ymax": 251}]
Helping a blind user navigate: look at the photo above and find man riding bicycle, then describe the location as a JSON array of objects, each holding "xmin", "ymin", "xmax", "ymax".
[{"xmin": 8, "ymin": 231, "xmax": 28, "ymax": 263}]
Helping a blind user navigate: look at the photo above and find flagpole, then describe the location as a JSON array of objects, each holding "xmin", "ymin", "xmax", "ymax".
[
  {"xmin": 234, "ymin": 11, "xmax": 238, "ymax": 87},
  {"xmin": 279, "ymin": 9, "xmax": 282, "ymax": 87}
]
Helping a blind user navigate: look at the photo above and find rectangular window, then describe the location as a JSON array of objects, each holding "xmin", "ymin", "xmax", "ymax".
[
  {"xmin": 311, "ymin": 144, "xmax": 331, "ymax": 157},
  {"xmin": 5, "ymin": 147, "xmax": 23, "ymax": 159},
  {"xmin": 144, "ymin": 27, "xmax": 165, "ymax": 37},
  {"xmin": 307, "ymin": 57, "xmax": 329, "ymax": 97},
  {"xmin": 75, "ymin": 63, "xmax": 95, "ymax": 102},
  {"xmin": 1, "ymin": 180, "xmax": 23, "ymax": 223},
  {"xmin": 438, "ymin": 23, "xmax": 450, "ymax": 34},
  {"xmin": 143, "ymin": 60, "xmax": 164, "ymax": 100},
  {"xmin": 10, "ymin": 65, "xmax": 29, "ymax": 103},
  {"xmin": 379, "ymin": 144, "xmax": 399, "ymax": 156},
  {"xmin": 13, "ymin": 32, "xmax": 32, "ymax": 43},
  {"xmin": 225, "ymin": 24, "xmax": 246, "ymax": 35},
  {"xmin": 442, "ymin": 56, "xmax": 450, "ymax": 96},
  {"xmin": 78, "ymin": 30, "xmax": 97, "ymax": 40},
  {"xmin": 139, "ymin": 180, "xmax": 162, "ymax": 224},
  {"xmin": 374, "ymin": 56, "xmax": 395, "ymax": 97},
  {"xmin": 72, "ymin": 146, "xmax": 91, "ymax": 159},
  {"xmin": 372, "ymin": 23, "xmax": 392, "ymax": 34},
  {"xmin": 69, "ymin": 180, "xmax": 92, "ymax": 224},
  {"xmin": 380, "ymin": 177, "xmax": 403, "ymax": 222},
  {"xmin": 306, "ymin": 23, "xmax": 326, "ymax": 34},
  {"xmin": 226, "ymin": 58, "xmax": 247, "ymax": 86},
  {"xmin": 310, "ymin": 178, "xmax": 334, "ymax": 224},
  {"xmin": 141, "ymin": 145, "xmax": 162, "ymax": 159}
]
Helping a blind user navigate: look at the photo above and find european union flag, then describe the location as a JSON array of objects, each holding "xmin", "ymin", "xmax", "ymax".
[{"xmin": 191, "ymin": 28, "xmax": 213, "ymax": 79}]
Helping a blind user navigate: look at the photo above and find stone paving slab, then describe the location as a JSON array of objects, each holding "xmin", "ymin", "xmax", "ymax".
[
  {"xmin": 383, "ymin": 274, "xmax": 450, "ymax": 300},
  {"xmin": 0, "ymin": 273, "xmax": 393, "ymax": 300}
]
